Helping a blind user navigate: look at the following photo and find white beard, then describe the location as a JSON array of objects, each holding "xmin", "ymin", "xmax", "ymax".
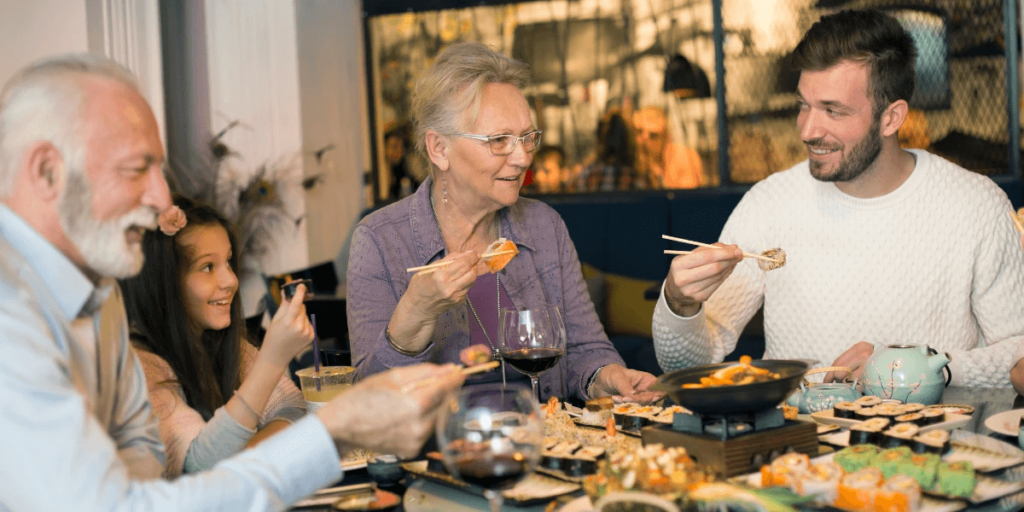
[{"xmin": 59, "ymin": 172, "xmax": 158, "ymax": 279}]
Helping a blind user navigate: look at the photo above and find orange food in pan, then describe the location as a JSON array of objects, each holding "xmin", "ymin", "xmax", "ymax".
[{"xmin": 680, "ymin": 355, "xmax": 782, "ymax": 389}]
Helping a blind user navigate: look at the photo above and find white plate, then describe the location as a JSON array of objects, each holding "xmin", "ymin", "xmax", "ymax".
[
  {"xmin": 810, "ymin": 408, "xmax": 970, "ymax": 432},
  {"xmin": 984, "ymin": 409, "xmax": 1024, "ymax": 437}
]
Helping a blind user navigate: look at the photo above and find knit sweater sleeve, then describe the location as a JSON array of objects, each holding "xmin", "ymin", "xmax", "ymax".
[
  {"xmin": 239, "ymin": 343, "xmax": 306, "ymax": 425},
  {"xmin": 947, "ymin": 192, "xmax": 1024, "ymax": 387},
  {"xmin": 652, "ymin": 190, "xmax": 767, "ymax": 371},
  {"xmin": 135, "ymin": 350, "xmax": 254, "ymax": 478}
]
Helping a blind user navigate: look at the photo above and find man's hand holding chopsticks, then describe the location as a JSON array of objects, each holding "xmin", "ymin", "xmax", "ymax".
[{"xmin": 664, "ymin": 244, "xmax": 743, "ymax": 318}]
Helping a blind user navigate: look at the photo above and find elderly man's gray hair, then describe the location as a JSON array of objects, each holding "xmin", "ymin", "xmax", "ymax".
[{"xmin": 0, "ymin": 54, "xmax": 140, "ymax": 199}]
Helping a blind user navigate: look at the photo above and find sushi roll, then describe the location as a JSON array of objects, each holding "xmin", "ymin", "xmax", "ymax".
[
  {"xmin": 875, "ymin": 404, "xmax": 904, "ymax": 419},
  {"xmin": 875, "ymin": 474, "xmax": 922, "ymax": 512},
  {"xmin": 836, "ymin": 467, "xmax": 884, "ymax": 512},
  {"xmin": 919, "ymin": 408, "xmax": 945, "ymax": 425},
  {"xmin": 872, "ymin": 447, "xmax": 912, "ymax": 479},
  {"xmin": 899, "ymin": 403, "xmax": 926, "ymax": 415},
  {"xmin": 862, "ymin": 418, "xmax": 892, "ymax": 431},
  {"xmin": 882, "ymin": 423, "xmax": 919, "ymax": 449},
  {"xmin": 621, "ymin": 406, "xmax": 660, "ymax": 431},
  {"xmin": 893, "ymin": 413, "xmax": 925, "ymax": 426},
  {"xmin": 611, "ymin": 403, "xmax": 638, "ymax": 427},
  {"xmin": 769, "ymin": 453, "xmax": 810, "ymax": 488},
  {"xmin": 855, "ymin": 396, "xmax": 883, "ymax": 407},
  {"xmin": 934, "ymin": 461, "xmax": 976, "ymax": 499},
  {"xmin": 543, "ymin": 437, "xmax": 560, "ymax": 450},
  {"xmin": 835, "ymin": 401, "xmax": 862, "ymax": 419},
  {"xmin": 797, "ymin": 461, "xmax": 844, "ymax": 504},
  {"xmin": 911, "ymin": 430, "xmax": 950, "ymax": 455},
  {"xmin": 577, "ymin": 446, "xmax": 606, "ymax": 460},
  {"xmin": 560, "ymin": 455, "xmax": 598, "ymax": 476},
  {"xmin": 850, "ymin": 423, "xmax": 883, "ymax": 446},
  {"xmin": 835, "ymin": 445, "xmax": 880, "ymax": 474},
  {"xmin": 855, "ymin": 406, "xmax": 880, "ymax": 421},
  {"xmin": 651, "ymin": 406, "xmax": 683, "ymax": 425},
  {"xmin": 902, "ymin": 453, "xmax": 940, "ymax": 489}
]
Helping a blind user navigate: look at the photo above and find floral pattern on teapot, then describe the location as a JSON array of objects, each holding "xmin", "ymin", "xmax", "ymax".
[
  {"xmin": 787, "ymin": 381, "xmax": 861, "ymax": 414},
  {"xmin": 860, "ymin": 344, "xmax": 948, "ymax": 405}
]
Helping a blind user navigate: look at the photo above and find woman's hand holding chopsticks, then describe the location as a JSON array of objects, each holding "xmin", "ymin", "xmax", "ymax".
[{"xmin": 387, "ymin": 251, "xmax": 480, "ymax": 356}]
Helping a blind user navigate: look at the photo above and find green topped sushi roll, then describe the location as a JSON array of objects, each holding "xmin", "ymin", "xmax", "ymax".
[
  {"xmin": 834, "ymin": 445, "xmax": 880, "ymax": 473},
  {"xmin": 871, "ymin": 447, "xmax": 912, "ymax": 479},
  {"xmin": 901, "ymin": 453, "xmax": 940, "ymax": 489},
  {"xmin": 934, "ymin": 461, "xmax": 976, "ymax": 498}
]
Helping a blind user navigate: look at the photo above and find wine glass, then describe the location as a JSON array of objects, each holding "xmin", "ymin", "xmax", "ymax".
[
  {"xmin": 499, "ymin": 304, "xmax": 567, "ymax": 402},
  {"xmin": 436, "ymin": 384, "xmax": 543, "ymax": 512}
]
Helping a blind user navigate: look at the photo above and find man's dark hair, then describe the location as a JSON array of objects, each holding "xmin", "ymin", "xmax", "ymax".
[
  {"xmin": 120, "ymin": 196, "xmax": 245, "ymax": 420},
  {"xmin": 791, "ymin": 9, "xmax": 917, "ymax": 118}
]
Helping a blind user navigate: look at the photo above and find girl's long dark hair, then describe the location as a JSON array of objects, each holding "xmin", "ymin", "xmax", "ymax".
[{"xmin": 120, "ymin": 196, "xmax": 245, "ymax": 420}]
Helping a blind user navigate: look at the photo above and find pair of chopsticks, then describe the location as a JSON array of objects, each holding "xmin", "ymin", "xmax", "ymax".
[
  {"xmin": 662, "ymin": 234, "xmax": 781, "ymax": 263},
  {"xmin": 400, "ymin": 360, "xmax": 501, "ymax": 392},
  {"xmin": 1010, "ymin": 208, "xmax": 1024, "ymax": 236},
  {"xmin": 406, "ymin": 250, "xmax": 516, "ymax": 275}
]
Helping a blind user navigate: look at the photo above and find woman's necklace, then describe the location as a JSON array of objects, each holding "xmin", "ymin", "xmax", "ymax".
[{"xmin": 429, "ymin": 193, "xmax": 505, "ymax": 372}]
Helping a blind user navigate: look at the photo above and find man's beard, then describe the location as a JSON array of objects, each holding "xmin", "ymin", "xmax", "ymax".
[
  {"xmin": 58, "ymin": 171, "xmax": 157, "ymax": 279},
  {"xmin": 807, "ymin": 118, "xmax": 883, "ymax": 183}
]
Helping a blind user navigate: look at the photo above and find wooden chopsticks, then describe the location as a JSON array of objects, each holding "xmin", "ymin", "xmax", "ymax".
[
  {"xmin": 400, "ymin": 360, "xmax": 501, "ymax": 392},
  {"xmin": 662, "ymin": 234, "xmax": 781, "ymax": 264},
  {"xmin": 407, "ymin": 250, "xmax": 516, "ymax": 275},
  {"xmin": 1010, "ymin": 208, "xmax": 1024, "ymax": 236}
]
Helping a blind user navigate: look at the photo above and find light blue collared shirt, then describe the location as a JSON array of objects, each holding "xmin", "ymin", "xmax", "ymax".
[{"xmin": 0, "ymin": 203, "xmax": 341, "ymax": 511}]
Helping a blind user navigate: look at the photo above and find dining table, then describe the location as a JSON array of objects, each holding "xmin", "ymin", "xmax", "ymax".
[{"xmin": 289, "ymin": 386, "xmax": 1024, "ymax": 512}]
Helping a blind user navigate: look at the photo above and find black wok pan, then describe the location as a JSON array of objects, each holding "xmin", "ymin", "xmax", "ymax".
[{"xmin": 650, "ymin": 360, "xmax": 809, "ymax": 415}]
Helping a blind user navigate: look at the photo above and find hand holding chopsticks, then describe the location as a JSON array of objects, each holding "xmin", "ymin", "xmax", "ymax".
[
  {"xmin": 662, "ymin": 234, "xmax": 781, "ymax": 264},
  {"xmin": 406, "ymin": 249, "xmax": 516, "ymax": 275},
  {"xmin": 1009, "ymin": 208, "xmax": 1024, "ymax": 236},
  {"xmin": 400, "ymin": 360, "xmax": 500, "ymax": 392}
]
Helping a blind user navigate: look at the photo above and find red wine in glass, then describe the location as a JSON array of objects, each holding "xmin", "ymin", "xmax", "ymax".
[
  {"xmin": 501, "ymin": 348, "xmax": 563, "ymax": 376},
  {"xmin": 499, "ymin": 305, "xmax": 567, "ymax": 402}
]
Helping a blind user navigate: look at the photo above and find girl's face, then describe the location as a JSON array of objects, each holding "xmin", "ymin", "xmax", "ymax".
[{"xmin": 178, "ymin": 224, "xmax": 238, "ymax": 331}]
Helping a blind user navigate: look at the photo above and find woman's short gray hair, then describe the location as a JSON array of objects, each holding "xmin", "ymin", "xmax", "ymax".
[
  {"xmin": 411, "ymin": 42, "xmax": 530, "ymax": 173},
  {"xmin": 0, "ymin": 54, "xmax": 140, "ymax": 199}
]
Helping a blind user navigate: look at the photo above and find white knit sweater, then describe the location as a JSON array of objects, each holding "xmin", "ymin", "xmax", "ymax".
[{"xmin": 653, "ymin": 150, "xmax": 1024, "ymax": 388}]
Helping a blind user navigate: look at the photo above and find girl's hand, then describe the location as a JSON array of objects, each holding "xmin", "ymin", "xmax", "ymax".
[
  {"xmin": 406, "ymin": 251, "xmax": 480, "ymax": 318},
  {"xmin": 261, "ymin": 283, "xmax": 315, "ymax": 366}
]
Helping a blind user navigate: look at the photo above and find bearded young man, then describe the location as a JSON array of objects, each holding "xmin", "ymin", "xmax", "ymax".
[
  {"xmin": 0, "ymin": 55, "xmax": 462, "ymax": 511},
  {"xmin": 651, "ymin": 9, "xmax": 1024, "ymax": 388}
]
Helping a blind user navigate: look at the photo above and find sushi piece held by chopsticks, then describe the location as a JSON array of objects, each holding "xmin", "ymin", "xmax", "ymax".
[
  {"xmin": 1010, "ymin": 207, "xmax": 1024, "ymax": 236},
  {"xmin": 406, "ymin": 245, "xmax": 517, "ymax": 275},
  {"xmin": 662, "ymin": 235, "xmax": 783, "ymax": 265},
  {"xmin": 482, "ymin": 238, "xmax": 519, "ymax": 273}
]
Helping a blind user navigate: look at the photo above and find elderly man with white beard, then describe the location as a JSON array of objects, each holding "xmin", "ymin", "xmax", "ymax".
[{"xmin": 0, "ymin": 55, "xmax": 463, "ymax": 512}]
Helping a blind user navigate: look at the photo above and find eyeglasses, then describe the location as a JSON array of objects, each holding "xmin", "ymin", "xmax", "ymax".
[{"xmin": 454, "ymin": 130, "xmax": 543, "ymax": 156}]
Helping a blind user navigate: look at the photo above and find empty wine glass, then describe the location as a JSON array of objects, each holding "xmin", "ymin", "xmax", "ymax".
[
  {"xmin": 499, "ymin": 304, "xmax": 567, "ymax": 402},
  {"xmin": 437, "ymin": 384, "xmax": 543, "ymax": 512}
]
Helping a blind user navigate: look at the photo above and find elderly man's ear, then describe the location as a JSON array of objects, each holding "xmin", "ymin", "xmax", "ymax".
[{"xmin": 22, "ymin": 141, "xmax": 65, "ymax": 199}]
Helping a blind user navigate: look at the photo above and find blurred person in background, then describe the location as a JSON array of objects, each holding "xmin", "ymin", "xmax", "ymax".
[{"xmin": 634, "ymin": 106, "xmax": 703, "ymax": 189}]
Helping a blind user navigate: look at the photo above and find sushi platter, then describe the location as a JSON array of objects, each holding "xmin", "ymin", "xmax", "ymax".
[
  {"xmin": 810, "ymin": 409, "xmax": 971, "ymax": 433},
  {"xmin": 400, "ymin": 460, "xmax": 580, "ymax": 505}
]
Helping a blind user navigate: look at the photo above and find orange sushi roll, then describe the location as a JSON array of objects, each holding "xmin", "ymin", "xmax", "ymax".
[
  {"xmin": 836, "ymin": 467, "xmax": 884, "ymax": 512},
  {"xmin": 875, "ymin": 474, "xmax": 921, "ymax": 512},
  {"xmin": 483, "ymin": 238, "xmax": 519, "ymax": 273}
]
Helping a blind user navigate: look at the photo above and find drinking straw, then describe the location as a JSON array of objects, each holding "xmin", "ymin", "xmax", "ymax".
[{"xmin": 312, "ymin": 313, "xmax": 321, "ymax": 391}]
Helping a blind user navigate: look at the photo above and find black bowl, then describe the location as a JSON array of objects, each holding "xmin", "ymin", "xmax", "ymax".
[{"xmin": 650, "ymin": 360, "xmax": 808, "ymax": 415}]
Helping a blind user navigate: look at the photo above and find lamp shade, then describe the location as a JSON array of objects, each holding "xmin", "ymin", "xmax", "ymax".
[{"xmin": 663, "ymin": 54, "xmax": 711, "ymax": 98}]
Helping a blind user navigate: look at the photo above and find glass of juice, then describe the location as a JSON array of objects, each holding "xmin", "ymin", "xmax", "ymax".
[{"xmin": 296, "ymin": 366, "xmax": 355, "ymax": 413}]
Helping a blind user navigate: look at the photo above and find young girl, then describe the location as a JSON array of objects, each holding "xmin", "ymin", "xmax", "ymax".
[{"xmin": 120, "ymin": 197, "xmax": 314, "ymax": 477}]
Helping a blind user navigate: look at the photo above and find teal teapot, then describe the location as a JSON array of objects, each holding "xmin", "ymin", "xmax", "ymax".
[
  {"xmin": 786, "ymin": 380, "xmax": 861, "ymax": 414},
  {"xmin": 860, "ymin": 344, "xmax": 950, "ymax": 405}
]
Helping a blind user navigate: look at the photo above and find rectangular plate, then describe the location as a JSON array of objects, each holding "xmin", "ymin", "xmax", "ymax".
[
  {"xmin": 810, "ymin": 408, "xmax": 970, "ymax": 432},
  {"xmin": 401, "ymin": 460, "xmax": 580, "ymax": 505}
]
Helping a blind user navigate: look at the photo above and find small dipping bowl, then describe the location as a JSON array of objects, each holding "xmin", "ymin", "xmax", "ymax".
[{"xmin": 366, "ymin": 454, "xmax": 404, "ymax": 486}]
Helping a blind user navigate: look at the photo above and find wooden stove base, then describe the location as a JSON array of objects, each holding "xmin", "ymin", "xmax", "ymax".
[{"xmin": 640, "ymin": 420, "xmax": 819, "ymax": 477}]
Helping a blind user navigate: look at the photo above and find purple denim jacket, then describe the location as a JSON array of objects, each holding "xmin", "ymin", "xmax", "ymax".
[{"xmin": 347, "ymin": 177, "xmax": 624, "ymax": 400}]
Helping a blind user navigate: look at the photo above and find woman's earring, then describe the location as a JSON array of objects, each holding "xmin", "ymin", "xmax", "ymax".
[{"xmin": 442, "ymin": 172, "xmax": 448, "ymax": 205}]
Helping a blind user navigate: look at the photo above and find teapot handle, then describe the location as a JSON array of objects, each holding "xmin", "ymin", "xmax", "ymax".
[
  {"xmin": 927, "ymin": 347, "xmax": 953, "ymax": 387},
  {"xmin": 804, "ymin": 366, "xmax": 853, "ymax": 382}
]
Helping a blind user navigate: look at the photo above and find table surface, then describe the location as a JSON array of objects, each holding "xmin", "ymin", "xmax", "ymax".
[{"xmin": 291, "ymin": 387, "xmax": 1024, "ymax": 512}]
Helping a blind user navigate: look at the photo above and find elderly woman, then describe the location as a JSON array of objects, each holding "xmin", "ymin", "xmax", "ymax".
[{"xmin": 347, "ymin": 42, "xmax": 658, "ymax": 402}]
